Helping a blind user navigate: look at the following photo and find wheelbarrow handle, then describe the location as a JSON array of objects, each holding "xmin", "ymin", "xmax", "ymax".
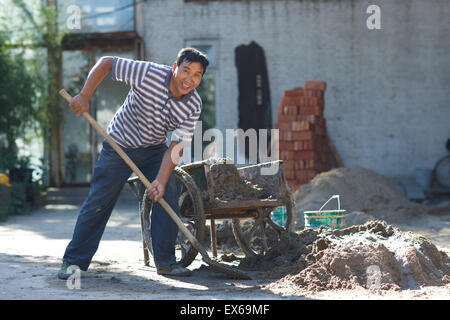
[{"xmin": 59, "ymin": 89, "xmax": 202, "ymax": 249}]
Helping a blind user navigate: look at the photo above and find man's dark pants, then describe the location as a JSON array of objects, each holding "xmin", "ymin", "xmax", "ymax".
[{"xmin": 62, "ymin": 140, "xmax": 180, "ymax": 270}]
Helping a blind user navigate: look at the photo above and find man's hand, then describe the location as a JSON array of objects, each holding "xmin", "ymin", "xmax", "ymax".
[
  {"xmin": 147, "ymin": 179, "xmax": 165, "ymax": 202},
  {"xmin": 68, "ymin": 56, "xmax": 113, "ymax": 116},
  {"xmin": 70, "ymin": 93, "xmax": 90, "ymax": 116},
  {"xmin": 146, "ymin": 142, "xmax": 182, "ymax": 203}
]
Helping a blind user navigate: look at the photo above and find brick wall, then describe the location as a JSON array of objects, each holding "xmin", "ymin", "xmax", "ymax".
[{"xmin": 275, "ymin": 81, "xmax": 331, "ymax": 192}]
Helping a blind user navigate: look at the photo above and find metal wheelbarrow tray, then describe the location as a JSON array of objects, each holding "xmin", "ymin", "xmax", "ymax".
[{"xmin": 127, "ymin": 158, "xmax": 295, "ymax": 268}]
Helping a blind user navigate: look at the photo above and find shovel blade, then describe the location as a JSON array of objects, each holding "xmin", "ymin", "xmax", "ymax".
[{"xmin": 201, "ymin": 255, "xmax": 252, "ymax": 280}]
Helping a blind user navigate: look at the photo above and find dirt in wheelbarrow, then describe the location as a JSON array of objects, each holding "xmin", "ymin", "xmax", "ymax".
[{"xmin": 207, "ymin": 159, "xmax": 278, "ymax": 202}]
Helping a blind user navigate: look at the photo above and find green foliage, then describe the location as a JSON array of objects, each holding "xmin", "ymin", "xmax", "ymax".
[
  {"xmin": 9, "ymin": 182, "xmax": 31, "ymax": 216},
  {"xmin": 0, "ymin": 185, "xmax": 11, "ymax": 221},
  {"xmin": 0, "ymin": 142, "xmax": 19, "ymax": 172},
  {"xmin": 0, "ymin": 37, "xmax": 36, "ymax": 150},
  {"xmin": 0, "ymin": 0, "xmax": 66, "ymax": 189}
]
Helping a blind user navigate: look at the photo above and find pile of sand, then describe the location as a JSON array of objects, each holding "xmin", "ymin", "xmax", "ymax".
[
  {"xmin": 236, "ymin": 221, "xmax": 450, "ymax": 292},
  {"xmin": 203, "ymin": 166, "xmax": 449, "ymax": 293},
  {"xmin": 293, "ymin": 166, "xmax": 431, "ymax": 228}
]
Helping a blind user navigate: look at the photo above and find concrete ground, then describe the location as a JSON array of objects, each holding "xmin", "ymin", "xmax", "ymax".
[
  {"xmin": 0, "ymin": 186, "xmax": 449, "ymax": 300},
  {"xmin": 0, "ymin": 186, "xmax": 285, "ymax": 300}
]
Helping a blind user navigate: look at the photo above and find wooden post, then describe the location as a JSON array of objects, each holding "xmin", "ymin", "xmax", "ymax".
[
  {"xmin": 47, "ymin": 0, "xmax": 64, "ymax": 186},
  {"xmin": 210, "ymin": 218, "xmax": 218, "ymax": 258}
]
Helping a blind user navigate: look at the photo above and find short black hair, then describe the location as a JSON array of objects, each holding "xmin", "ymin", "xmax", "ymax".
[{"xmin": 176, "ymin": 47, "xmax": 209, "ymax": 75}]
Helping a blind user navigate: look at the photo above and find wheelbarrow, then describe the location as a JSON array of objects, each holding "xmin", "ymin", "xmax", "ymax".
[{"xmin": 127, "ymin": 158, "xmax": 295, "ymax": 268}]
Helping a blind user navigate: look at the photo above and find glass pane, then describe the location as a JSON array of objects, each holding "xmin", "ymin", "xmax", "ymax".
[
  {"xmin": 192, "ymin": 70, "xmax": 216, "ymax": 160},
  {"xmin": 190, "ymin": 45, "xmax": 214, "ymax": 66},
  {"xmin": 62, "ymin": 51, "xmax": 92, "ymax": 183},
  {"xmin": 59, "ymin": 0, "xmax": 134, "ymax": 33},
  {"xmin": 197, "ymin": 71, "xmax": 216, "ymax": 132},
  {"xmin": 184, "ymin": 44, "xmax": 217, "ymax": 160},
  {"xmin": 94, "ymin": 51, "xmax": 134, "ymax": 153}
]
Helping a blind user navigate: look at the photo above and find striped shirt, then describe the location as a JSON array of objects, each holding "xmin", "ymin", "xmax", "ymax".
[{"xmin": 108, "ymin": 56, "xmax": 202, "ymax": 148}]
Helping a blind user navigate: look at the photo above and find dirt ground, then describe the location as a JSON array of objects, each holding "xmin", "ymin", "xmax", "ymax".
[{"xmin": 1, "ymin": 183, "xmax": 449, "ymax": 300}]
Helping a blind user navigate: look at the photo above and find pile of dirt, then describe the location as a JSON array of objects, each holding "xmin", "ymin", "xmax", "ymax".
[
  {"xmin": 238, "ymin": 227, "xmax": 317, "ymax": 278},
  {"xmin": 236, "ymin": 221, "xmax": 449, "ymax": 292},
  {"xmin": 293, "ymin": 166, "xmax": 431, "ymax": 228}
]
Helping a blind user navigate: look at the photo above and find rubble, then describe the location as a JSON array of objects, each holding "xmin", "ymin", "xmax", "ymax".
[{"xmin": 239, "ymin": 221, "xmax": 450, "ymax": 292}]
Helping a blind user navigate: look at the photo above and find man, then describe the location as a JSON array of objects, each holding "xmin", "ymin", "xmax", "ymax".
[{"xmin": 58, "ymin": 48, "xmax": 209, "ymax": 278}]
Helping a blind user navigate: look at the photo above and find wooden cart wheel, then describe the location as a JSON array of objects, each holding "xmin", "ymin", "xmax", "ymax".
[
  {"xmin": 140, "ymin": 166, "xmax": 206, "ymax": 267},
  {"xmin": 231, "ymin": 199, "xmax": 294, "ymax": 258}
]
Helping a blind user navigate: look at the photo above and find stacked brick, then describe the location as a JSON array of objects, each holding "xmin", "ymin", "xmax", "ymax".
[{"xmin": 275, "ymin": 81, "xmax": 331, "ymax": 192}]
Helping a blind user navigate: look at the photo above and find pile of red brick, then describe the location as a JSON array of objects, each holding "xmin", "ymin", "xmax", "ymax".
[{"xmin": 275, "ymin": 81, "xmax": 331, "ymax": 192}]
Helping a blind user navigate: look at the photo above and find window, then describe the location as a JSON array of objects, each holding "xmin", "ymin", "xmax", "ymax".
[{"xmin": 62, "ymin": 49, "xmax": 134, "ymax": 183}]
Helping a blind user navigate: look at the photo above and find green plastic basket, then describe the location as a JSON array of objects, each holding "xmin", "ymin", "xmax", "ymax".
[{"xmin": 304, "ymin": 195, "xmax": 346, "ymax": 229}]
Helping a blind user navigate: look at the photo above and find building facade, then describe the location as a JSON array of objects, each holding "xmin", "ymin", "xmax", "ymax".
[{"xmin": 58, "ymin": 0, "xmax": 450, "ymax": 185}]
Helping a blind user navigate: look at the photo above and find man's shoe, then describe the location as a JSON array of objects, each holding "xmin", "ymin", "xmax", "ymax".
[
  {"xmin": 157, "ymin": 264, "xmax": 192, "ymax": 277},
  {"xmin": 57, "ymin": 261, "xmax": 75, "ymax": 280}
]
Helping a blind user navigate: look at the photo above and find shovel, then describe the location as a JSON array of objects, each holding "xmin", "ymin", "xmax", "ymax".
[{"xmin": 59, "ymin": 89, "xmax": 251, "ymax": 280}]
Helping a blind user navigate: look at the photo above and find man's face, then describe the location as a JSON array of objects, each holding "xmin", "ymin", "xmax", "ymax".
[{"xmin": 170, "ymin": 60, "xmax": 204, "ymax": 98}]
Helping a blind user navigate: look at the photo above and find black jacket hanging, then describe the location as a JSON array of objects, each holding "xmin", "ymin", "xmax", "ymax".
[{"xmin": 235, "ymin": 41, "xmax": 272, "ymax": 161}]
